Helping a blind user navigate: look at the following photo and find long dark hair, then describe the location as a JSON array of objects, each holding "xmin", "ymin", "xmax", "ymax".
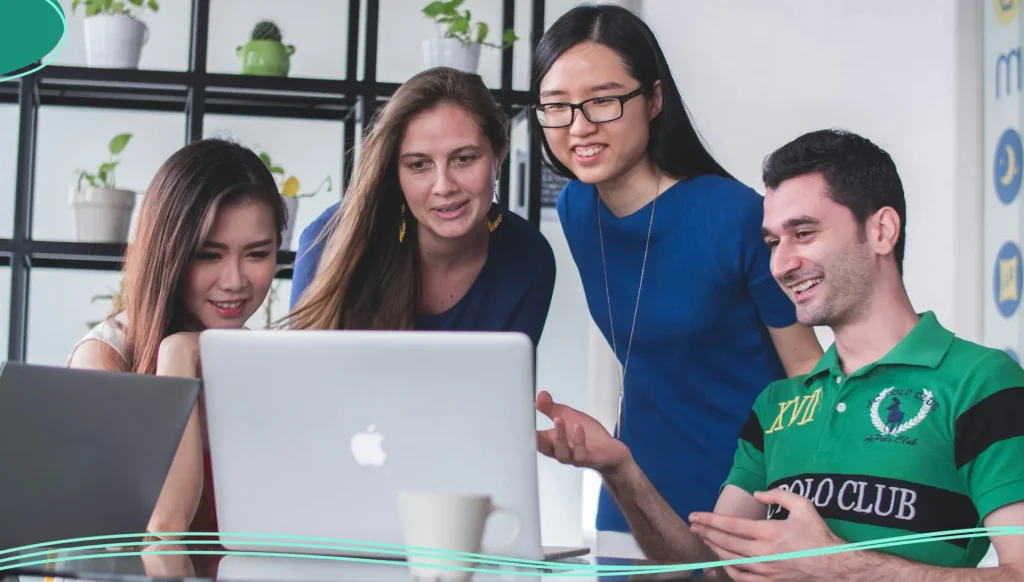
[
  {"xmin": 531, "ymin": 3, "xmax": 733, "ymax": 182},
  {"xmin": 282, "ymin": 67, "xmax": 509, "ymax": 331},
  {"xmin": 120, "ymin": 138, "xmax": 287, "ymax": 374}
]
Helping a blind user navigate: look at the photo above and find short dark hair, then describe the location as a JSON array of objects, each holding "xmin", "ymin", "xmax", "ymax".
[{"xmin": 762, "ymin": 129, "xmax": 907, "ymax": 275}]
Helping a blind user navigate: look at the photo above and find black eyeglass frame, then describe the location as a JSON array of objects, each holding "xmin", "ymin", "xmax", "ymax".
[{"xmin": 532, "ymin": 86, "xmax": 647, "ymax": 128}]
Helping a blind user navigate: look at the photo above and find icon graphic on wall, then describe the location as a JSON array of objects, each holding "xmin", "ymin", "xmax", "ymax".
[
  {"xmin": 995, "ymin": 128, "xmax": 1023, "ymax": 204},
  {"xmin": 996, "ymin": 0, "xmax": 1021, "ymax": 25},
  {"xmin": 994, "ymin": 241, "xmax": 1023, "ymax": 317}
]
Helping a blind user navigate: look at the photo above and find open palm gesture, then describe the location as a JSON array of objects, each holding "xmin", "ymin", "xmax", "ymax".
[{"xmin": 535, "ymin": 390, "xmax": 631, "ymax": 474}]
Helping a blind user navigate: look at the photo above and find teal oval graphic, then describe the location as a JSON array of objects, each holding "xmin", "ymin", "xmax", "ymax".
[{"xmin": 0, "ymin": 0, "xmax": 66, "ymax": 82}]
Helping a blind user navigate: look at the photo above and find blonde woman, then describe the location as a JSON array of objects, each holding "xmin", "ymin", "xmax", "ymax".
[{"xmin": 286, "ymin": 67, "xmax": 556, "ymax": 345}]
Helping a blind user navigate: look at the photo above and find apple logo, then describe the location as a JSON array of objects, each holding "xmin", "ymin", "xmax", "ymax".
[{"xmin": 350, "ymin": 424, "xmax": 386, "ymax": 466}]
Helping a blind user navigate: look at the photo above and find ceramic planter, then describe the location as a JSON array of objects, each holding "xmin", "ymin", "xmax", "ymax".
[
  {"xmin": 84, "ymin": 13, "xmax": 149, "ymax": 69},
  {"xmin": 237, "ymin": 40, "xmax": 295, "ymax": 77},
  {"xmin": 422, "ymin": 38, "xmax": 481, "ymax": 73},
  {"xmin": 70, "ymin": 186, "xmax": 137, "ymax": 242}
]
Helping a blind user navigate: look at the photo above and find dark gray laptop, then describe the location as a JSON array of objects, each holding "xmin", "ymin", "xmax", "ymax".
[{"xmin": 0, "ymin": 360, "xmax": 200, "ymax": 552}]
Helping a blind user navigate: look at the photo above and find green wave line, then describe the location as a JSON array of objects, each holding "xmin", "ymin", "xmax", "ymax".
[
  {"xmin": 0, "ymin": 540, "xmax": 585, "ymax": 573},
  {"xmin": 0, "ymin": 0, "xmax": 67, "ymax": 83},
  {"xmin": 2, "ymin": 527, "xmax": 1022, "ymax": 576}
]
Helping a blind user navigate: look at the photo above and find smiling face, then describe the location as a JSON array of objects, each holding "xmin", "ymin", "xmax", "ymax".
[
  {"xmin": 537, "ymin": 41, "xmax": 661, "ymax": 185},
  {"xmin": 762, "ymin": 173, "xmax": 876, "ymax": 328},
  {"xmin": 396, "ymin": 102, "xmax": 498, "ymax": 245},
  {"xmin": 181, "ymin": 197, "xmax": 278, "ymax": 329}
]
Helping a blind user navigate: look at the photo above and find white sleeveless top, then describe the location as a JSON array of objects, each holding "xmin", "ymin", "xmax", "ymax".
[{"xmin": 65, "ymin": 311, "xmax": 129, "ymax": 366}]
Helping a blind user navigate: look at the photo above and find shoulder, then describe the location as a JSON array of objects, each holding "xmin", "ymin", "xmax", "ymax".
[
  {"xmin": 492, "ymin": 210, "xmax": 556, "ymax": 282},
  {"xmin": 495, "ymin": 211, "xmax": 554, "ymax": 262},
  {"xmin": 681, "ymin": 174, "xmax": 765, "ymax": 221},
  {"xmin": 947, "ymin": 338, "xmax": 1024, "ymax": 403},
  {"xmin": 753, "ymin": 374, "xmax": 808, "ymax": 416},
  {"xmin": 555, "ymin": 179, "xmax": 595, "ymax": 221},
  {"xmin": 68, "ymin": 339, "xmax": 128, "ymax": 372},
  {"xmin": 299, "ymin": 201, "xmax": 340, "ymax": 244},
  {"xmin": 66, "ymin": 312, "xmax": 129, "ymax": 369}
]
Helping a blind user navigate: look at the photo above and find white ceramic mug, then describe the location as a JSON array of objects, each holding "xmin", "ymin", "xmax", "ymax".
[{"xmin": 398, "ymin": 491, "xmax": 521, "ymax": 581}]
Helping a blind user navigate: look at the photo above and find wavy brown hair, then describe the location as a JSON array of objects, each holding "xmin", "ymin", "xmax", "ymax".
[
  {"xmin": 282, "ymin": 67, "xmax": 509, "ymax": 331},
  {"xmin": 118, "ymin": 138, "xmax": 287, "ymax": 375}
]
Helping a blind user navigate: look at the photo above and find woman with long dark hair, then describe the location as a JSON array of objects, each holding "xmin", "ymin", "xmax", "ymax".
[
  {"xmin": 67, "ymin": 138, "xmax": 288, "ymax": 538},
  {"xmin": 284, "ymin": 67, "xmax": 556, "ymax": 344},
  {"xmin": 530, "ymin": 4, "xmax": 823, "ymax": 540}
]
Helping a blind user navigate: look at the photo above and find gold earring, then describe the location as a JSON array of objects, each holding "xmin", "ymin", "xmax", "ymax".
[
  {"xmin": 486, "ymin": 211, "xmax": 502, "ymax": 233},
  {"xmin": 486, "ymin": 180, "xmax": 502, "ymax": 232},
  {"xmin": 399, "ymin": 203, "xmax": 407, "ymax": 243}
]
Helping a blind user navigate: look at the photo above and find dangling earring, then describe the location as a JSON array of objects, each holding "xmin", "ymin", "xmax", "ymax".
[
  {"xmin": 398, "ymin": 203, "xmax": 407, "ymax": 243},
  {"xmin": 486, "ymin": 212, "xmax": 502, "ymax": 232},
  {"xmin": 487, "ymin": 181, "xmax": 502, "ymax": 233}
]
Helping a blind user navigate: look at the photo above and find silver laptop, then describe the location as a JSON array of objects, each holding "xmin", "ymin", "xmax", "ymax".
[
  {"xmin": 0, "ymin": 360, "xmax": 200, "ymax": 552},
  {"xmin": 199, "ymin": 329, "xmax": 589, "ymax": 562}
]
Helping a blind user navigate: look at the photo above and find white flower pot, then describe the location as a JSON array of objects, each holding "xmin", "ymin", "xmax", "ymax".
[
  {"xmin": 281, "ymin": 196, "xmax": 299, "ymax": 250},
  {"xmin": 422, "ymin": 38, "xmax": 481, "ymax": 74},
  {"xmin": 70, "ymin": 186, "xmax": 137, "ymax": 243},
  {"xmin": 84, "ymin": 14, "xmax": 149, "ymax": 69}
]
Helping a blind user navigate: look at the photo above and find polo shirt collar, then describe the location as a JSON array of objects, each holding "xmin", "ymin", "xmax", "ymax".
[{"xmin": 803, "ymin": 311, "xmax": 954, "ymax": 386}]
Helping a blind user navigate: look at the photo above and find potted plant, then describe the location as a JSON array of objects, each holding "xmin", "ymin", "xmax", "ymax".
[
  {"xmin": 86, "ymin": 280, "xmax": 126, "ymax": 329},
  {"xmin": 237, "ymin": 21, "xmax": 295, "ymax": 77},
  {"xmin": 71, "ymin": 133, "xmax": 138, "ymax": 243},
  {"xmin": 259, "ymin": 151, "xmax": 332, "ymax": 250},
  {"xmin": 71, "ymin": 0, "xmax": 159, "ymax": 69},
  {"xmin": 421, "ymin": 0, "xmax": 518, "ymax": 74}
]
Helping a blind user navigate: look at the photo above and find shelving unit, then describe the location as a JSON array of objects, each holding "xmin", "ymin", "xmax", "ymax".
[{"xmin": 3, "ymin": 0, "xmax": 548, "ymax": 362}]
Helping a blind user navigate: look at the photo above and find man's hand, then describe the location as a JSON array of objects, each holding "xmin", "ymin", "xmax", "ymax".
[
  {"xmin": 535, "ymin": 390, "xmax": 632, "ymax": 475},
  {"xmin": 689, "ymin": 488, "xmax": 842, "ymax": 582}
]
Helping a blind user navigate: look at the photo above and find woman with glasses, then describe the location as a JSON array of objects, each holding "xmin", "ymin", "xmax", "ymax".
[{"xmin": 530, "ymin": 5, "xmax": 824, "ymax": 543}]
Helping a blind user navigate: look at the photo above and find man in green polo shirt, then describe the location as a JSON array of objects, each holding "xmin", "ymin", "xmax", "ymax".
[{"xmin": 535, "ymin": 129, "xmax": 1024, "ymax": 580}]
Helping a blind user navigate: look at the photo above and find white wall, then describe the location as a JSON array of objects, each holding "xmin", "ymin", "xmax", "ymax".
[{"xmin": 641, "ymin": 0, "xmax": 984, "ymax": 348}]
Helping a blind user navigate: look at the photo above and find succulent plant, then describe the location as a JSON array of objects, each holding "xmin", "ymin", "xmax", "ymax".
[{"xmin": 251, "ymin": 20, "xmax": 282, "ymax": 42}]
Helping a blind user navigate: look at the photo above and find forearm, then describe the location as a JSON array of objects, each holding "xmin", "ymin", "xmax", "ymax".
[
  {"xmin": 147, "ymin": 404, "xmax": 204, "ymax": 538},
  {"xmin": 602, "ymin": 458, "xmax": 718, "ymax": 564},
  {"xmin": 831, "ymin": 547, "xmax": 1021, "ymax": 581},
  {"xmin": 149, "ymin": 339, "xmax": 204, "ymax": 538}
]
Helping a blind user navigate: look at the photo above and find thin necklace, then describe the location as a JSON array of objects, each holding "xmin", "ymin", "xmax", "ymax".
[{"xmin": 597, "ymin": 178, "xmax": 659, "ymax": 440}]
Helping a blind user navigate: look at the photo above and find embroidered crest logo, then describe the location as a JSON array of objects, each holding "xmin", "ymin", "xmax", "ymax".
[{"xmin": 869, "ymin": 387, "xmax": 933, "ymax": 436}]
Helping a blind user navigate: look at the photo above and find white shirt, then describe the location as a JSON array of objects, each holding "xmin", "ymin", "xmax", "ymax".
[{"xmin": 65, "ymin": 311, "xmax": 129, "ymax": 366}]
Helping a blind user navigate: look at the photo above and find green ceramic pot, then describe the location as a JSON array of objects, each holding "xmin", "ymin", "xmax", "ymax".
[{"xmin": 236, "ymin": 40, "xmax": 295, "ymax": 77}]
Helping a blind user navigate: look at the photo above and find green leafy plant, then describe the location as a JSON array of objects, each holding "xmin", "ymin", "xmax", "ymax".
[
  {"xmin": 76, "ymin": 133, "xmax": 132, "ymax": 192},
  {"xmin": 71, "ymin": 0, "xmax": 160, "ymax": 19},
  {"xmin": 259, "ymin": 151, "xmax": 333, "ymax": 199},
  {"xmin": 86, "ymin": 281, "xmax": 126, "ymax": 329},
  {"xmin": 422, "ymin": 0, "xmax": 518, "ymax": 49}
]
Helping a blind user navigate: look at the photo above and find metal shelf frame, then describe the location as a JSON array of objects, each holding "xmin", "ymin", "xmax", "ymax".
[{"xmin": 2, "ymin": 0, "xmax": 546, "ymax": 361}]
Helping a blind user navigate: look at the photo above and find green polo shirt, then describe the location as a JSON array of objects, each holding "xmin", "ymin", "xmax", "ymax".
[{"xmin": 722, "ymin": 311, "xmax": 1024, "ymax": 567}]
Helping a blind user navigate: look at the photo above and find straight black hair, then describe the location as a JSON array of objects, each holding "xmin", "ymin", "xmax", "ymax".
[{"xmin": 531, "ymin": 3, "xmax": 733, "ymax": 183}]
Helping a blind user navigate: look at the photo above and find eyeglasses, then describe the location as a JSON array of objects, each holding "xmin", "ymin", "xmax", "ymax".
[{"xmin": 533, "ymin": 86, "xmax": 646, "ymax": 128}]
